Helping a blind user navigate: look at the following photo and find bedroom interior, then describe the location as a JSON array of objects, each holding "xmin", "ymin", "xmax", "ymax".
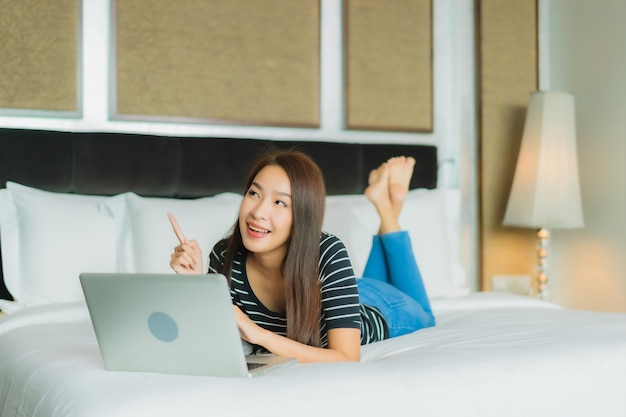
[
  {"xmin": 0, "ymin": 0, "xmax": 625, "ymax": 416},
  {"xmin": 1, "ymin": 0, "xmax": 623, "ymax": 311}
]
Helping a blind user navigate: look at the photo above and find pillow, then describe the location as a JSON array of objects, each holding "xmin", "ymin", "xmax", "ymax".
[
  {"xmin": 102, "ymin": 192, "xmax": 242, "ymax": 274},
  {"xmin": 0, "ymin": 182, "xmax": 118, "ymax": 308},
  {"xmin": 323, "ymin": 188, "xmax": 468, "ymax": 298},
  {"xmin": 0, "ymin": 183, "xmax": 467, "ymax": 309}
]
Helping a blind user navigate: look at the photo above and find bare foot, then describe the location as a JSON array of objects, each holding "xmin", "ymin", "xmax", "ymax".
[
  {"xmin": 365, "ymin": 162, "xmax": 390, "ymax": 206},
  {"xmin": 387, "ymin": 156, "xmax": 415, "ymax": 216},
  {"xmin": 365, "ymin": 162, "xmax": 399, "ymax": 234}
]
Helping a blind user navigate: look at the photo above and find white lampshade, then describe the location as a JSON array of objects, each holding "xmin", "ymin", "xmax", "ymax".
[{"xmin": 503, "ymin": 91, "xmax": 584, "ymax": 229}]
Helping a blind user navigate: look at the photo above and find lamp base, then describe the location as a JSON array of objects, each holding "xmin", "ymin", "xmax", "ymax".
[{"xmin": 536, "ymin": 228, "xmax": 550, "ymax": 300}]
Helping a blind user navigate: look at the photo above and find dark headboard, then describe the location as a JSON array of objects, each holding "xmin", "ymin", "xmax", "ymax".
[{"xmin": 0, "ymin": 128, "xmax": 438, "ymax": 300}]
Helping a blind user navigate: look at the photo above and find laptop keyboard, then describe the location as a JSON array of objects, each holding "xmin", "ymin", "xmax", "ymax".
[{"xmin": 246, "ymin": 362, "xmax": 267, "ymax": 371}]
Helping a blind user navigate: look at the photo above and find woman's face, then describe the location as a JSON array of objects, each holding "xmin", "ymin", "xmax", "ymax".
[{"xmin": 239, "ymin": 165, "xmax": 293, "ymax": 259}]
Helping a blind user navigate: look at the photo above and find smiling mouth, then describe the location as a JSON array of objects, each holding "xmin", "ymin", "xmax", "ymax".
[{"xmin": 248, "ymin": 224, "xmax": 270, "ymax": 234}]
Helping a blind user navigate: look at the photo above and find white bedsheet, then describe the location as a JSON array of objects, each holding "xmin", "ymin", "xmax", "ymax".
[{"xmin": 1, "ymin": 293, "xmax": 625, "ymax": 417}]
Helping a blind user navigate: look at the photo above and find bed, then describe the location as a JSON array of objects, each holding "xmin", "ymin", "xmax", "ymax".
[{"xmin": 1, "ymin": 128, "xmax": 625, "ymax": 417}]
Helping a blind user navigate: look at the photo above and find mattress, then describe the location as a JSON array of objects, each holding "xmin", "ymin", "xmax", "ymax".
[{"xmin": 1, "ymin": 292, "xmax": 625, "ymax": 417}]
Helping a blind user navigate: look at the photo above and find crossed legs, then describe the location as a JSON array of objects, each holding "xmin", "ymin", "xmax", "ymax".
[{"xmin": 358, "ymin": 157, "xmax": 435, "ymax": 337}]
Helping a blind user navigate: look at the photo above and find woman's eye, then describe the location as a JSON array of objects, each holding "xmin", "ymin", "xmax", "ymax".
[
  {"xmin": 275, "ymin": 200, "xmax": 287, "ymax": 207},
  {"xmin": 247, "ymin": 190, "xmax": 259, "ymax": 198}
]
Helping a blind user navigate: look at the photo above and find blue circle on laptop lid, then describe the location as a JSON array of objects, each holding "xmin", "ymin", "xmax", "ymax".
[{"xmin": 147, "ymin": 312, "xmax": 179, "ymax": 342}]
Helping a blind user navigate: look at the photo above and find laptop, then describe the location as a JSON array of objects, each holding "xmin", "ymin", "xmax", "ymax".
[{"xmin": 79, "ymin": 272, "xmax": 297, "ymax": 377}]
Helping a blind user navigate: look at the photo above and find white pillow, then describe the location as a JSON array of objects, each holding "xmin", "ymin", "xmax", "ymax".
[
  {"xmin": 0, "ymin": 183, "xmax": 467, "ymax": 309},
  {"xmin": 323, "ymin": 188, "xmax": 468, "ymax": 298},
  {"xmin": 0, "ymin": 182, "xmax": 118, "ymax": 307},
  {"xmin": 102, "ymin": 192, "xmax": 242, "ymax": 274}
]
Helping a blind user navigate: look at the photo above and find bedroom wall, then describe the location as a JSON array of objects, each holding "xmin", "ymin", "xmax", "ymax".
[
  {"xmin": 4, "ymin": 1, "xmax": 622, "ymax": 312},
  {"xmin": 0, "ymin": 1, "xmax": 480, "ymax": 289},
  {"xmin": 478, "ymin": 0, "xmax": 626, "ymax": 313},
  {"xmin": 0, "ymin": 0, "xmax": 442, "ymax": 142},
  {"xmin": 541, "ymin": 0, "xmax": 626, "ymax": 312}
]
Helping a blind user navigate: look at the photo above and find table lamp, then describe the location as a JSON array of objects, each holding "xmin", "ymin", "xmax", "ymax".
[{"xmin": 503, "ymin": 90, "xmax": 584, "ymax": 299}]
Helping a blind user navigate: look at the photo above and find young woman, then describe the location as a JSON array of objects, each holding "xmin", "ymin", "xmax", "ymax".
[{"xmin": 169, "ymin": 150, "xmax": 435, "ymax": 363}]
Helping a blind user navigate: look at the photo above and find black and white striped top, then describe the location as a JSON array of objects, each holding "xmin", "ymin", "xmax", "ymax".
[{"xmin": 208, "ymin": 232, "xmax": 388, "ymax": 347}]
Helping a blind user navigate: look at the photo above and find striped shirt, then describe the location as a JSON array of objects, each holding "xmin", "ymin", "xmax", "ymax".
[{"xmin": 208, "ymin": 232, "xmax": 388, "ymax": 347}]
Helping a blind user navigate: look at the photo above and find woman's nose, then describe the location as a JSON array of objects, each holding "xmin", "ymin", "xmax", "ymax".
[{"xmin": 250, "ymin": 198, "xmax": 270, "ymax": 219}]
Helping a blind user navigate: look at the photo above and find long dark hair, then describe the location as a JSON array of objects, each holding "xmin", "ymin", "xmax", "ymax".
[{"xmin": 222, "ymin": 149, "xmax": 326, "ymax": 347}]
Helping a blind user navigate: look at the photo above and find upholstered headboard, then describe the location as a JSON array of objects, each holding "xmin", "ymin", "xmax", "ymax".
[{"xmin": 0, "ymin": 128, "xmax": 438, "ymax": 301}]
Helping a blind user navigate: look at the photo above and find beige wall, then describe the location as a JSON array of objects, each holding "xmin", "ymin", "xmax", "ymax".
[{"xmin": 544, "ymin": 0, "xmax": 626, "ymax": 312}]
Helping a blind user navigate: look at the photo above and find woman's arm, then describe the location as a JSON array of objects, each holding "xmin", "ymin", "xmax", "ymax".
[{"xmin": 233, "ymin": 306, "xmax": 361, "ymax": 363}]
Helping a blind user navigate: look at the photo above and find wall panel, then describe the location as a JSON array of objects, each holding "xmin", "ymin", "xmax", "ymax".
[
  {"xmin": 114, "ymin": 0, "xmax": 320, "ymax": 127},
  {"xmin": 0, "ymin": 0, "xmax": 80, "ymax": 113},
  {"xmin": 344, "ymin": 0, "xmax": 432, "ymax": 132},
  {"xmin": 478, "ymin": 0, "xmax": 538, "ymax": 290}
]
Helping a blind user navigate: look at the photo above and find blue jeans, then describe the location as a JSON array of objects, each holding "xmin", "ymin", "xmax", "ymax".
[{"xmin": 357, "ymin": 231, "xmax": 435, "ymax": 338}]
